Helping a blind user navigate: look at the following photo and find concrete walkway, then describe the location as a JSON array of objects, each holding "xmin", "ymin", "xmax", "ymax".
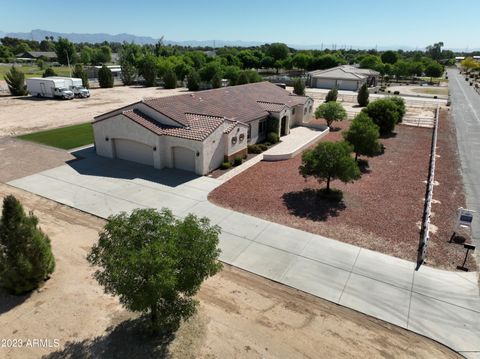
[
  {"xmin": 8, "ymin": 154, "xmax": 480, "ymax": 357},
  {"xmin": 217, "ymin": 126, "xmax": 328, "ymax": 181}
]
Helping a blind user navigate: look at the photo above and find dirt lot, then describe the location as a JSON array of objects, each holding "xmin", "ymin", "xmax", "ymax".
[
  {"xmin": 0, "ymin": 185, "xmax": 460, "ymax": 359},
  {"xmin": 210, "ymin": 110, "xmax": 474, "ymax": 270},
  {"xmin": 0, "ymin": 86, "xmax": 187, "ymax": 137}
]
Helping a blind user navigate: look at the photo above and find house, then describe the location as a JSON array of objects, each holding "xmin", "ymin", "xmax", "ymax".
[
  {"xmin": 93, "ymin": 82, "xmax": 314, "ymax": 175},
  {"xmin": 309, "ymin": 65, "xmax": 379, "ymax": 91},
  {"xmin": 16, "ymin": 51, "xmax": 57, "ymax": 62},
  {"xmin": 85, "ymin": 65, "xmax": 122, "ymax": 80}
]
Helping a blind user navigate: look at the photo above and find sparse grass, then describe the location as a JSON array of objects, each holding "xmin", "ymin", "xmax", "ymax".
[
  {"xmin": 18, "ymin": 122, "xmax": 93, "ymax": 150},
  {"xmin": 0, "ymin": 64, "xmax": 72, "ymax": 80},
  {"xmin": 411, "ymin": 87, "xmax": 449, "ymax": 96}
]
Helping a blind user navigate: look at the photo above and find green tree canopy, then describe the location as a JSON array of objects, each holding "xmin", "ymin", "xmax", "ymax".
[
  {"xmin": 315, "ymin": 101, "xmax": 347, "ymax": 129},
  {"xmin": 87, "ymin": 208, "xmax": 222, "ymax": 333},
  {"xmin": 236, "ymin": 71, "xmax": 249, "ymax": 85},
  {"xmin": 5, "ymin": 66, "xmax": 28, "ymax": 96},
  {"xmin": 0, "ymin": 195, "xmax": 55, "ymax": 295},
  {"xmin": 187, "ymin": 69, "xmax": 200, "ymax": 91},
  {"xmin": 343, "ymin": 112, "xmax": 380, "ymax": 160},
  {"xmin": 361, "ymin": 98, "xmax": 400, "ymax": 135},
  {"xmin": 139, "ymin": 54, "xmax": 157, "ymax": 87},
  {"xmin": 55, "ymin": 37, "xmax": 77, "ymax": 65},
  {"xmin": 266, "ymin": 43, "xmax": 290, "ymax": 62},
  {"xmin": 424, "ymin": 62, "xmax": 443, "ymax": 79},
  {"xmin": 98, "ymin": 65, "xmax": 114, "ymax": 88},
  {"xmin": 42, "ymin": 67, "xmax": 57, "ymax": 78},
  {"xmin": 211, "ymin": 72, "xmax": 222, "ymax": 88},
  {"xmin": 163, "ymin": 68, "xmax": 177, "ymax": 89},
  {"xmin": 325, "ymin": 87, "xmax": 338, "ymax": 102},
  {"xmin": 381, "ymin": 50, "xmax": 398, "ymax": 64},
  {"xmin": 293, "ymin": 78, "xmax": 305, "ymax": 96},
  {"xmin": 73, "ymin": 64, "xmax": 89, "ymax": 88},
  {"xmin": 299, "ymin": 141, "xmax": 360, "ymax": 192},
  {"xmin": 357, "ymin": 83, "xmax": 369, "ymax": 107}
]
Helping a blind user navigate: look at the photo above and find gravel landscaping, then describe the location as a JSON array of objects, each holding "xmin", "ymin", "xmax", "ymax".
[{"xmin": 209, "ymin": 110, "xmax": 474, "ymax": 270}]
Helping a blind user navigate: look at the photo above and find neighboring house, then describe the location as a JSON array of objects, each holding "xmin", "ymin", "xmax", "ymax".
[
  {"xmin": 93, "ymin": 81, "xmax": 314, "ymax": 175},
  {"xmin": 86, "ymin": 65, "xmax": 122, "ymax": 79},
  {"xmin": 16, "ymin": 51, "xmax": 57, "ymax": 61},
  {"xmin": 309, "ymin": 65, "xmax": 379, "ymax": 91}
]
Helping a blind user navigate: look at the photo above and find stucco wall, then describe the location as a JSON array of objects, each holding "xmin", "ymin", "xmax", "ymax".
[{"xmin": 226, "ymin": 124, "xmax": 248, "ymax": 156}]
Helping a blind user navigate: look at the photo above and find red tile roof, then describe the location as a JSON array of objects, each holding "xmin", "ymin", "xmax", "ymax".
[
  {"xmin": 256, "ymin": 101, "xmax": 287, "ymax": 112},
  {"xmin": 122, "ymin": 110, "xmax": 224, "ymax": 141}
]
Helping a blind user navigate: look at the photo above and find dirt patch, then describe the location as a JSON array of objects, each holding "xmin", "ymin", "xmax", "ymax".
[
  {"xmin": 209, "ymin": 110, "xmax": 473, "ymax": 270},
  {"xmin": 0, "ymin": 185, "xmax": 460, "ymax": 358},
  {"xmin": 0, "ymin": 86, "xmax": 187, "ymax": 137}
]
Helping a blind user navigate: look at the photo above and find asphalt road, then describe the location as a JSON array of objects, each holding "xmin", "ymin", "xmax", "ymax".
[{"xmin": 448, "ymin": 68, "xmax": 480, "ymax": 259}]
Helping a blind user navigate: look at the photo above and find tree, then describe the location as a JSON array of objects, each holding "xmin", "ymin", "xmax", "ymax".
[
  {"xmin": 424, "ymin": 62, "xmax": 443, "ymax": 82},
  {"xmin": 211, "ymin": 72, "xmax": 222, "ymax": 88},
  {"xmin": 325, "ymin": 87, "xmax": 338, "ymax": 102},
  {"xmin": 139, "ymin": 54, "xmax": 157, "ymax": 87},
  {"xmin": 98, "ymin": 65, "xmax": 114, "ymax": 88},
  {"xmin": 359, "ymin": 55, "xmax": 382, "ymax": 70},
  {"xmin": 292, "ymin": 53, "xmax": 312, "ymax": 72},
  {"xmin": 55, "ymin": 37, "xmax": 77, "ymax": 65},
  {"xmin": 293, "ymin": 78, "xmax": 305, "ymax": 96},
  {"xmin": 5, "ymin": 66, "xmax": 28, "ymax": 96},
  {"xmin": 236, "ymin": 71, "xmax": 249, "ymax": 85},
  {"xmin": 343, "ymin": 113, "xmax": 380, "ymax": 160},
  {"xmin": 199, "ymin": 61, "xmax": 223, "ymax": 82},
  {"xmin": 357, "ymin": 83, "xmax": 369, "ymax": 107},
  {"xmin": 223, "ymin": 65, "xmax": 241, "ymax": 86},
  {"xmin": 426, "ymin": 42, "xmax": 444, "ymax": 61},
  {"xmin": 42, "ymin": 67, "xmax": 57, "ymax": 78},
  {"xmin": 389, "ymin": 96, "xmax": 406, "ymax": 123},
  {"xmin": 92, "ymin": 45, "xmax": 112, "ymax": 65},
  {"xmin": 381, "ymin": 50, "xmax": 398, "ymax": 64},
  {"xmin": 460, "ymin": 57, "xmax": 479, "ymax": 72},
  {"xmin": 187, "ymin": 69, "xmax": 200, "ymax": 91},
  {"xmin": 73, "ymin": 64, "xmax": 89, "ymax": 89},
  {"xmin": 119, "ymin": 43, "xmax": 141, "ymax": 86},
  {"xmin": 315, "ymin": 101, "xmax": 347, "ymax": 129},
  {"xmin": 87, "ymin": 208, "xmax": 222, "ymax": 333},
  {"xmin": 362, "ymin": 98, "xmax": 400, "ymax": 135},
  {"xmin": 0, "ymin": 195, "xmax": 55, "ymax": 295},
  {"xmin": 163, "ymin": 68, "xmax": 177, "ymax": 89},
  {"xmin": 266, "ymin": 43, "xmax": 289, "ymax": 62},
  {"xmin": 80, "ymin": 46, "xmax": 94, "ymax": 65},
  {"xmin": 299, "ymin": 141, "xmax": 360, "ymax": 192}
]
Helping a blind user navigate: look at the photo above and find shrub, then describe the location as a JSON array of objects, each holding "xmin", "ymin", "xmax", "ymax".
[
  {"xmin": 42, "ymin": 67, "xmax": 57, "ymax": 78},
  {"xmin": 247, "ymin": 144, "xmax": 262, "ymax": 154},
  {"xmin": 267, "ymin": 132, "xmax": 280, "ymax": 144},
  {"xmin": 98, "ymin": 65, "xmax": 114, "ymax": 88},
  {"xmin": 187, "ymin": 69, "xmax": 201, "ymax": 91},
  {"xmin": 73, "ymin": 64, "xmax": 89, "ymax": 89},
  {"xmin": 236, "ymin": 71, "xmax": 249, "ymax": 85},
  {"xmin": 5, "ymin": 66, "xmax": 28, "ymax": 96},
  {"xmin": 267, "ymin": 116, "xmax": 279, "ymax": 134},
  {"xmin": 357, "ymin": 83, "xmax": 369, "ymax": 107},
  {"xmin": 220, "ymin": 162, "xmax": 232, "ymax": 169},
  {"xmin": 211, "ymin": 72, "xmax": 222, "ymax": 88},
  {"xmin": 0, "ymin": 195, "xmax": 55, "ymax": 295},
  {"xmin": 293, "ymin": 78, "xmax": 305, "ymax": 96},
  {"xmin": 163, "ymin": 68, "xmax": 177, "ymax": 89},
  {"xmin": 362, "ymin": 98, "xmax": 399, "ymax": 135},
  {"xmin": 325, "ymin": 87, "xmax": 338, "ymax": 102},
  {"xmin": 393, "ymin": 90, "xmax": 400, "ymax": 95},
  {"xmin": 389, "ymin": 96, "xmax": 406, "ymax": 123},
  {"xmin": 258, "ymin": 143, "xmax": 269, "ymax": 151},
  {"xmin": 233, "ymin": 157, "xmax": 243, "ymax": 166}
]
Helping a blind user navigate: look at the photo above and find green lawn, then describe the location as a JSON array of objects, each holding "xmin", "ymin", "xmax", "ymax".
[
  {"xmin": 18, "ymin": 123, "xmax": 94, "ymax": 150},
  {"xmin": 0, "ymin": 65, "xmax": 72, "ymax": 80}
]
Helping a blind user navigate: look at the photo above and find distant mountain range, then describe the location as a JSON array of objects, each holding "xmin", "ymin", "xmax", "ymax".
[{"xmin": 0, "ymin": 29, "xmax": 476, "ymax": 51}]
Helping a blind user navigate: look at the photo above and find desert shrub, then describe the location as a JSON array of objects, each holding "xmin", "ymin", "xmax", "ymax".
[
  {"xmin": 247, "ymin": 144, "xmax": 262, "ymax": 154},
  {"xmin": 220, "ymin": 162, "xmax": 231, "ymax": 169},
  {"xmin": 258, "ymin": 143, "xmax": 269, "ymax": 151},
  {"xmin": 267, "ymin": 132, "xmax": 280, "ymax": 144},
  {"xmin": 325, "ymin": 87, "xmax": 338, "ymax": 102},
  {"xmin": 393, "ymin": 90, "xmax": 400, "ymax": 95},
  {"xmin": 42, "ymin": 67, "xmax": 57, "ymax": 77},
  {"xmin": 5, "ymin": 66, "xmax": 28, "ymax": 96},
  {"xmin": 233, "ymin": 157, "xmax": 243, "ymax": 166}
]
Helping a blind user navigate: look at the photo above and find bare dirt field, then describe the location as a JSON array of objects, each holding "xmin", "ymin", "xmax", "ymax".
[
  {"xmin": 210, "ymin": 110, "xmax": 474, "ymax": 270},
  {"xmin": 0, "ymin": 86, "xmax": 188, "ymax": 137},
  {"xmin": 0, "ymin": 185, "xmax": 460, "ymax": 359}
]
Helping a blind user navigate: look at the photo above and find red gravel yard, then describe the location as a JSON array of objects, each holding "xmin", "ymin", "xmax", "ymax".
[{"xmin": 209, "ymin": 111, "xmax": 474, "ymax": 270}]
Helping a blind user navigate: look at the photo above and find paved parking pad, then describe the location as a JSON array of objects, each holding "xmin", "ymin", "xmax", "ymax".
[{"xmin": 8, "ymin": 154, "xmax": 480, "ymax": 355}]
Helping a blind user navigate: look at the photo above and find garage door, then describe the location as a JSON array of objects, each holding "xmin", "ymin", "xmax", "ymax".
[
  {"xmin": 314, "ymin": 78, "xmax": 337, "ymax": 89},
  {"xmin": 173, "ymin": 147, "xmax": 195, "ymax": 172},
  {"xmin": 114, "ymin": 139, "xmax": 154, "ymax": 166},
  {"xmin": 338, "ymin": 80, "xmax": 359, "ymax": 91}
]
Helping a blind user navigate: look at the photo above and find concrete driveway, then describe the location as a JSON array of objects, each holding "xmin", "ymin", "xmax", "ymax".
[{"xmin": 8, "ymin": 149, "xmax": 480, "ymax": 356}]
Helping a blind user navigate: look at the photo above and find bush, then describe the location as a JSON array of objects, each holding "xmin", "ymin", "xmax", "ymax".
[
  {"xmin": 187, "ymin": 69, "xmax": 200, "ymax": 91},
  {"xmin": 163, "ymin": 68, "xmax": 177, "ymax": 89},
  {"xmin": 247, "ymin": 144, "xmax": 262, "ymax": 154},
  {"xmin": 267, "ymin": 116, "xmax": 279, "ymax": 134},
  {"xmin": 73, "ymin": 64, "xmax": 89, "ymax": 89},
  {"xmin": 258, "ymin": 143, "xmax": 269, "ymax": 151},
  {"xmin": 211, "ymin": 72, "xmax": 222, "ymax": 88},
  {"xmin": 267, "ymin": 132, "xmax": 280, "ymax": 144},
  {"xmin": 325, "ymin": 87, "xmax": 338, "ymax": 102},
  {"xmin": 393, "ymin": 90, "xmax": 400, "ymax": 95},
  {"xmin": 233, "ymin": 157, "xmax": 243, "ymax": 166},
  {"xmin": 5, "ymin": 66, "xmax": 28, "ymax": 96},
  {"xmin": 98, "ymin": 65, "xmax": 114, "ymax": 88},
  {"xmin": 0, "ymin": 195, "xmax": 55, "ymax": 295},
  {"xmin": 389, "ymin": 96, "xmax": 406, "ymax": 123},
  {"xmin": 357, "ymin": 83, "xmax": 369, "ymax": 107},
  {"xmin": 220, "ymin": 162, "xmax": 231, "ymax": 169},
  {"xmin": 42, "ymin": 67, "xmax": 57, "ymax": 77},
  {"xmin": 293, "ymin": 78, "xmax": 305, "ymax": 96}
]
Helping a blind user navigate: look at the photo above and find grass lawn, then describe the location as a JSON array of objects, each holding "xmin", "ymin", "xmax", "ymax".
[
  {"xmin": 18, "ymin": 122, "xmax": 93, "ymax": 150},
  {"xmin": 0, "ymin": 65, "xmax": 72, "ymax": 80},
  {"xmin": 411, "ymin": 87, "xmax": 449, "ymax": 95}
]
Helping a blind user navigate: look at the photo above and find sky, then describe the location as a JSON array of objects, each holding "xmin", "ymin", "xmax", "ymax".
[{"xmin": 2, "ymin": 0, "xmax": 479, "ymax": 49}]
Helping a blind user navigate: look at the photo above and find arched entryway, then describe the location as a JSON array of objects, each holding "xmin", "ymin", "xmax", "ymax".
[{"xmin": 280, "ymin": 116, "xmax": 288, "ymax": 136}]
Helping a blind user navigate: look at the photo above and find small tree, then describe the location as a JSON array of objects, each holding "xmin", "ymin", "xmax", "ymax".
[
  {"xmin": 299, "ymin": 141, "xmax": 360, "ymax": 192},
  {"xmin": 163, "ymin": 68, "xmax": 177, "ymax": 89},
  {"xmin": 362, "ymin": 98, "xmax": 399, "ymax": 135},
  {"xmin": 424, "ymin": 62, "xmax": 443, "ymax": 82},
  {"xmin": 98, "ymin": 65, "xmax": 114, "ymax": 88},
  {"xmin": 343, "ymin": 113, "xmax": 380, "ymax": 160},
  {"xmin": 140, "ymin": 55, "xmax": 157, "ymax": 87},
  {"xmin": 87, "ymin": 208, "xmax": 222, "ymax": 334},
  {"xmin": 187, "ymin": 69, "xmax": 200, "ymax": 91},
  {"xmin": 389, "ymin": 96, "xmax": 406, "ymax": 123},
  {"xmin": 73, "ymin": 64, "xmax": 89, "ymax": 89},
  {"xmin": 211, "ymin": 72, "xmax": 222, "ymax": 88},
  {"xmin": 357, "ymin": 83, "xmax": 369, "ymax": 107},
  {"xmin": 236, "ymin": 71, "xmax": 249, "ymax": 85},
  {"xmin": 42, "ymin": 67, "xmax": 57, "ymax": 77},
  {"xmin": 293, "ymin": 78, "xmax": 305, "ymax": 96},
  {"xmin": 325, "ymin": 87, "xmax": 338, "ymax": 102},
  {"xmin": 5, "ymin": 66, "xmax": 28, "ymax": 96},
  {"xmin": 315, "ymin": 101, "xmax": 347, "ymax": 129},
  {"xmin": 0, "ymin": 195, "xmax": 55, "ymax": 295}
]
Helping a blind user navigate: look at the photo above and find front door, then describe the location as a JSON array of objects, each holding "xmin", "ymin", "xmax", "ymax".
[{"xmin": 280, "ymin": 116, "xmax": 287, "ymax": 136}]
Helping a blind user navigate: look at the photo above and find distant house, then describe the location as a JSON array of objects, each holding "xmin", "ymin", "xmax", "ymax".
[
  {"xmin": 85, "ymin": 65, "xmax": 122, "ymax": 79},
  {"xmin": 16, "ymin": 51, "xmax": 57, "ymax": 62},
  {"xmin": 309, "ymin": 65, "xmax": 379, "ymax": 91},
  {"xmin": 455, "ymin": 56, "xmax": 465, "ymax": 62},
  {"xmin": 92, "ymin": 82, "xmax": 314, "ymax": 175}
]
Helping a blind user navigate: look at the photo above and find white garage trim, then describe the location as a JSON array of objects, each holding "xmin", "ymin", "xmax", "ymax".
[
  {"xmin": 114, "ymin": 138, "xmax": 154, "ymax": 166},
  {"xmin": 172, "ymin": 146, "xmax": 196, "ymax": 172}
]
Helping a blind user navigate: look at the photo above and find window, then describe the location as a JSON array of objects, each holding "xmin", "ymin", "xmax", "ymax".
[
  {"xmin": 292, "ymin": 108, "xmax": 296, "ymax": 115},
  {"xmin": 247, "ymin": 124, "xmax": 252, "ymax": 139},
  {"xmin": 259, "ymin": 119, "xmax": 267, "ymax": 136},
  {"xmin": 239, "ymin": 133, "xmax": 245, "ymax": 142},
  {"xmin": 231, "ymin": 136, "xmax": 237, "ymax": 145}
]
